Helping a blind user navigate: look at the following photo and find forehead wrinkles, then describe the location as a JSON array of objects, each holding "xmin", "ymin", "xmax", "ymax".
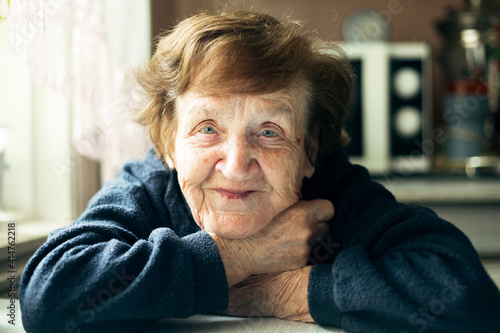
[
  {"xmin": 177, "ymin": 86, "xmax": 309, "ymax": 132},
  {"xmin": 258, "ymin": 87, "xmax": 309, "ymax": 137}
]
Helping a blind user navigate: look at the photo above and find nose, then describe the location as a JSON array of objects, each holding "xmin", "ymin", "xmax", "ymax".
[{"xmin": 215, "ymin": 135, "xmax": 259, "ymax": 182}]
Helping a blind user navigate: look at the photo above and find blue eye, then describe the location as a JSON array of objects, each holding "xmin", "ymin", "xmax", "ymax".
[
  {"xmin": 261, "ymin": 129, "xmax": 277, "ymax": 137},
  {"xmin": 201, "ymin": 126, "xmax": 217, "ymax": 134}
]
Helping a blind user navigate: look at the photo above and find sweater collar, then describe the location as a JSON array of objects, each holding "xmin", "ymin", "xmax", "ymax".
[
  {"xmin": 145, "ymin": 147, "xmax": 202, "ymax": 236},
  {"xmin": 164, "ymin": 169, "xmax": 202, "ymax": 237}
]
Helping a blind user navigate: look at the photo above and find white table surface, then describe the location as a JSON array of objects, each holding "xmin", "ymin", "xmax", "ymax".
[{"xmin": 0, "ymin": 299, "xmax": 345, "ymax": 333}]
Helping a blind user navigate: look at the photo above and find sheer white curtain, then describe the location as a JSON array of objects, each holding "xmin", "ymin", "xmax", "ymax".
[{"xmin": 5, "ymin": 0, "xmax": 152, "ymax": 182}]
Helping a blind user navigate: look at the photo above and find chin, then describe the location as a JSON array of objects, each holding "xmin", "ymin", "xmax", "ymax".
[{"xmin": 204, "ymin": 213, "xmax": 269, "ymax": 239}]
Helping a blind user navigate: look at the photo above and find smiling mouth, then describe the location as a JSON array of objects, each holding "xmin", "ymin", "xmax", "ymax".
[{"xmin": 214, "ymin": 189, "xmax": 257, "ymax": 200}]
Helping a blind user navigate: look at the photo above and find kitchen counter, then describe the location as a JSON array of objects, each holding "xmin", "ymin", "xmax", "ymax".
[{"xmin": 377, "ymin": 175, "xmax": 500, "ymax": 204}]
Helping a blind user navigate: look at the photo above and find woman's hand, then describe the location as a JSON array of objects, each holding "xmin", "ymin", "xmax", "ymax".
[
  {"xmin": 209, "ymin": 199, "xmax": 333, "ymax": 286},
  {"xmin": 222, "ymin": 266, "xmax": 314, "ymax": 323}
]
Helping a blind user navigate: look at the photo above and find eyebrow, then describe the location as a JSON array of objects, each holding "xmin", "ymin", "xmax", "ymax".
[
  {"xmin": 189, "ymin": 103, "xmax": 294, "ymax": 118},
  {"xmin": 271, "ymin": 104, "xmax": 293, "ymax": 114},
  {"xmin": 269, "ymin": 103, "xmax": 296, "ymax": 124}
]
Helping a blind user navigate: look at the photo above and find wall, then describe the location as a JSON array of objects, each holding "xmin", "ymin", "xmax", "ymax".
[
  {"xmin": 151, "ymin": 0, "xmax": 462, "ymax": 52},
  {"xmin": 151, "ymin": 0, "xmax": 465, "ymax": 124}
]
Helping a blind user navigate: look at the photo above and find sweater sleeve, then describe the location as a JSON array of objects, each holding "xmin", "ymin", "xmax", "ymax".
[
  {"xmin": 19, "ymin": 159, "xmax": 229, "ymax": 333},
  {"xmin": 304, "ymin": 152, "xmax": 500, "ymax": 332}
]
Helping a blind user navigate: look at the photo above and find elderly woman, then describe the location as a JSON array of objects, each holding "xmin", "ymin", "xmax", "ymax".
[{"xmin": 20, "ymin": 11, "xmax": 500, "ymax": 333}]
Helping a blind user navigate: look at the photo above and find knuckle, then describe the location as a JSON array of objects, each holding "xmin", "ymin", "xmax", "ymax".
[
  {"xmin": 298, "ymin": 245, "xmax": 310, "ymax": 258},
  {"xmin": 306, "ymin": 229, "xmax": 314, "ymax": 240}
]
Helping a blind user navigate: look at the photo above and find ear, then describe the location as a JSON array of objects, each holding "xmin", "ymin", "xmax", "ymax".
[
  {"xmin": 165, "ymin": 156, "xmax": 175, "ymax": 170},
  {"xmin": 305, "ymin": 159, "xmax": 315, "ymax": 178}
]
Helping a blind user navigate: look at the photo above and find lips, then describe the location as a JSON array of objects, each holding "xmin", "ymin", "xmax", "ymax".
[{"xmin": 214, "ymin": 188, "xmax": 257, "ymax": 199}]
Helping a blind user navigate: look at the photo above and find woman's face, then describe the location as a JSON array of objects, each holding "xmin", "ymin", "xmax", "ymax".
[{"xmin": 173, "ymin": 86, "xmax": 314, "ymax": 239}]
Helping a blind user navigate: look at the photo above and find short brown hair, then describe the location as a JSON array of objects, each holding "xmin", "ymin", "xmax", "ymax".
[{"xmin": 136, "ymin": 11, "xmax": 353, "ymax": 167}]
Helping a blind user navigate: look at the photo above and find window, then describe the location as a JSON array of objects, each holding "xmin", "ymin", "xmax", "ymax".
[{"xmin": 0, "ymin": 19, "xmax": 74, "ymax": 223}]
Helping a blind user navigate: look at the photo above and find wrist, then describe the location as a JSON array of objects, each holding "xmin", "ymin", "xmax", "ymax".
[
  {"xmin": 274, "ymin": 266, "xmax": 314, "ymax": 323},
  {"xmin": 292, "ymin": 266, "xmax": 314, "ymax": 323},
  {"xmin": 208, "ymin": 232, "xmax": 252, "ymax": 286}
]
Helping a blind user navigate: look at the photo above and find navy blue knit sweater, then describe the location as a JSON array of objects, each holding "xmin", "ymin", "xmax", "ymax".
[{"xmin": 19, "ymin": 149, "xmax": 500, "ymax": 332}]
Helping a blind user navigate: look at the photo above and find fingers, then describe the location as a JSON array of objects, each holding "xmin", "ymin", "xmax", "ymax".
[
  {"xmin": 292, "ymin": 199, "xmax": 333, "ymax": 236},
  {"xmin": 226, "ymin": 268, "xmax": 313, "ymax": 321},
  {"xmin": 225, "ymin": 281, "xmax": 270, "ymax": 317},
  {"xmin": 241, "ymin": 199, "xmax": 334, "ymax": 277},
  {"xmin": 314, "ymin": 221, "xmax": 330, "ymax": 240},
  {"xmin": 303, "ymin": 200, "xmax": 332, "ymax": 246},
  {"xmin": 309, "ymin": 199, "xmax": 335, "ymax": 222}
]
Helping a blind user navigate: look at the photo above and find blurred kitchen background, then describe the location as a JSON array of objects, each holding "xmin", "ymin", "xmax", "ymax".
[{"xmin": 0, "ymin": 0, "xmax": 499, "ymax": 296}]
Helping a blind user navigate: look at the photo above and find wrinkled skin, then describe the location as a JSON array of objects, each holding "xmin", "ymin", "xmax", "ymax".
[
  {"xmin": 172, "ymin": 86, "xmax": 333, "ymax": 322},
  {"xmin": 174, "ymin": 87, "xmax": 314, "ymax": 239},
  {"xmin": 224, "ymin": 266, "xmax": 314, "ymax": 322}
]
